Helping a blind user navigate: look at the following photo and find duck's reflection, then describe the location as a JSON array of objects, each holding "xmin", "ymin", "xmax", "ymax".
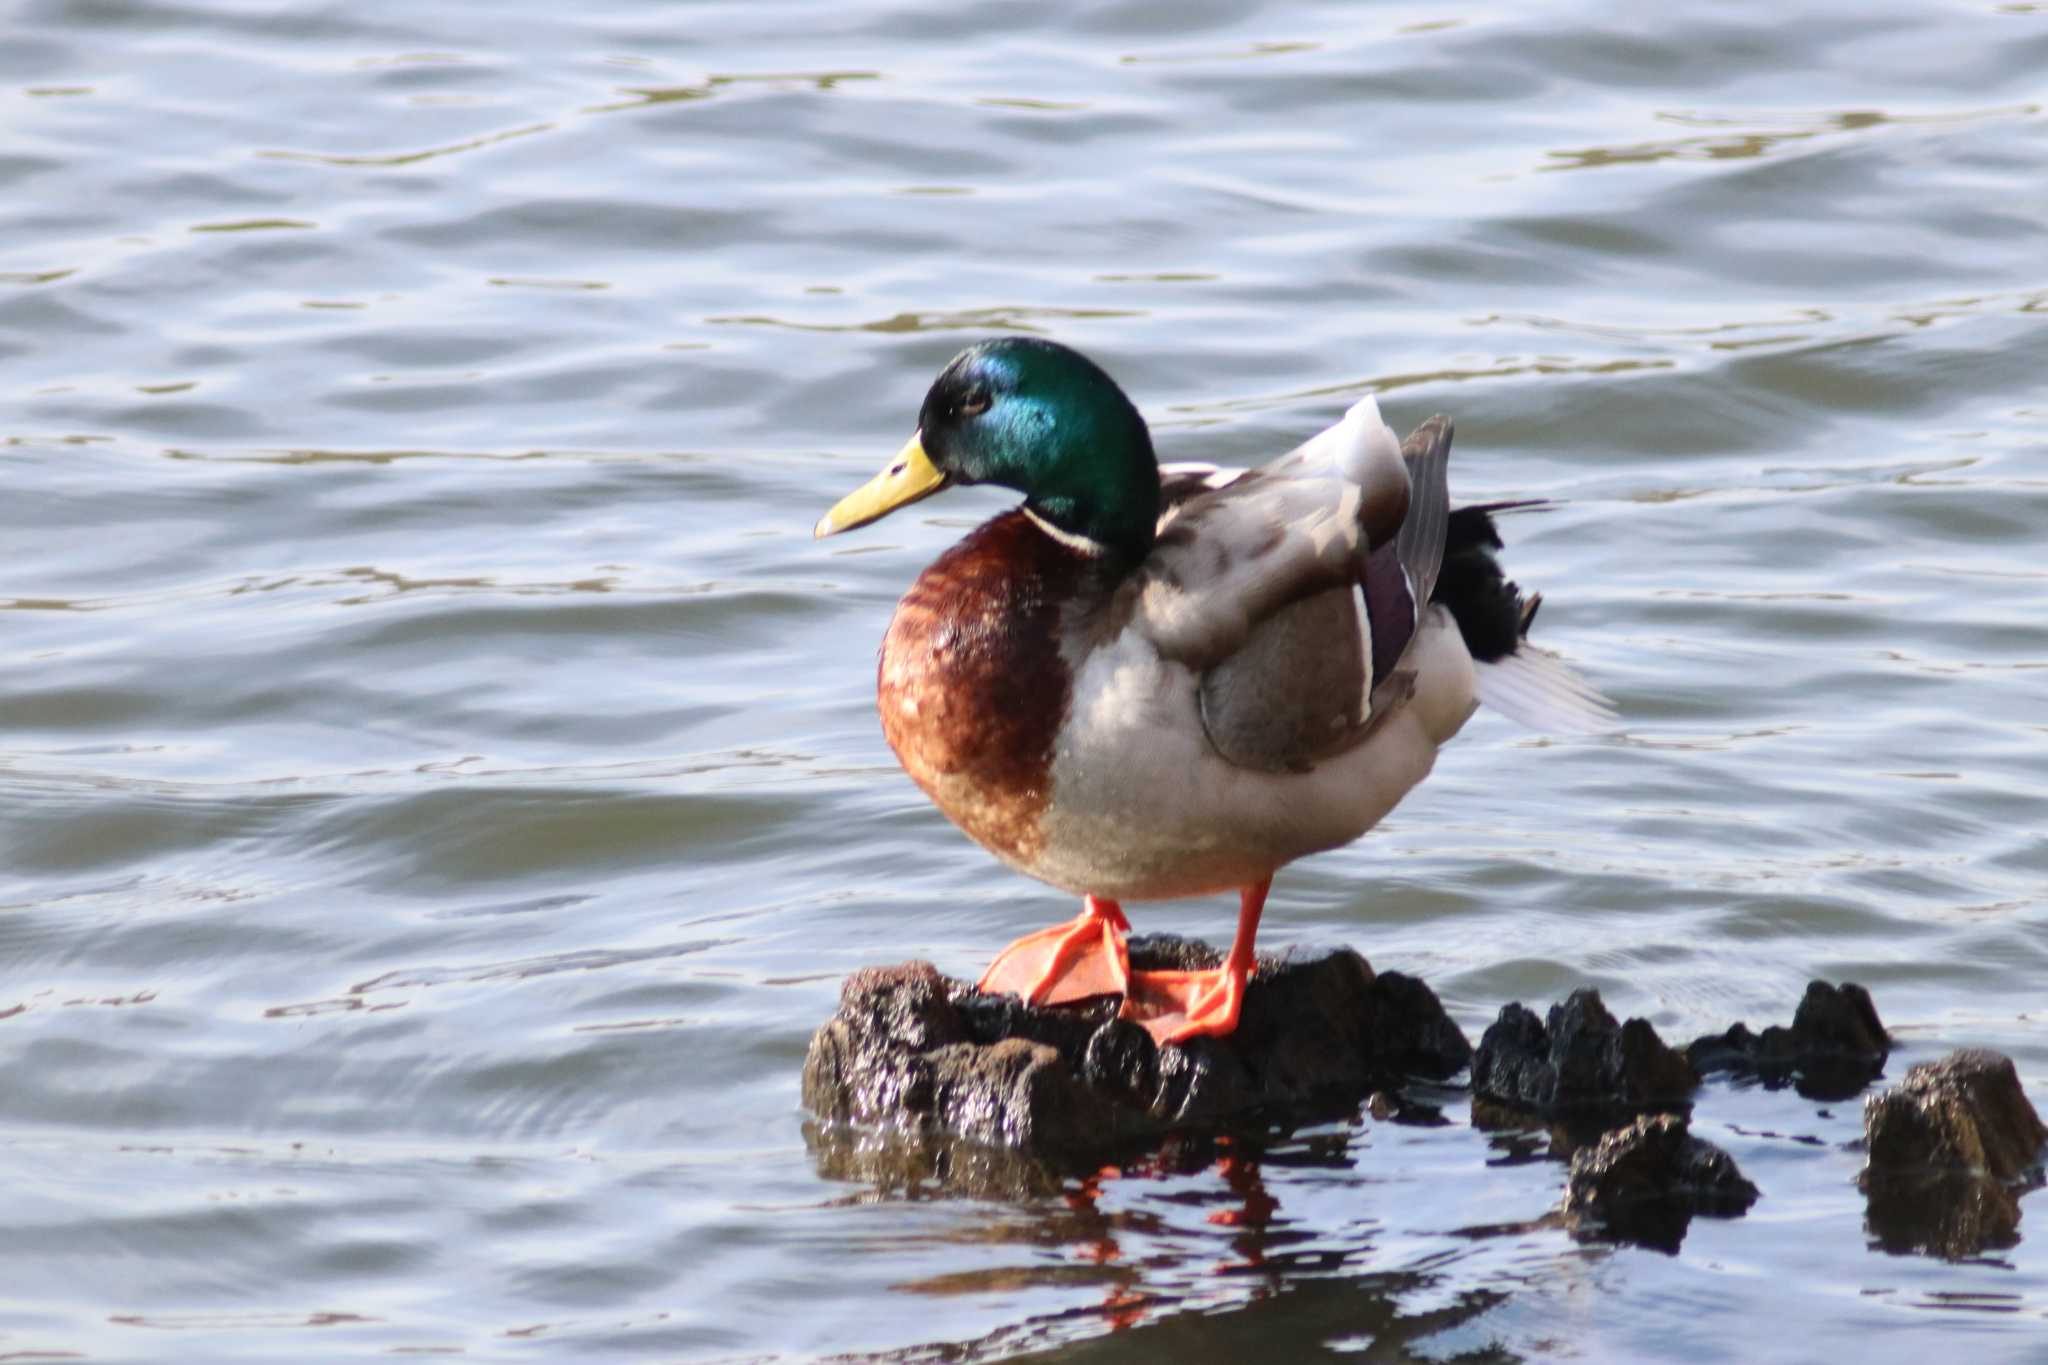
[
  {"xmin": 1207, "ymin": 1148, "xmax": 1280, "ymax": 1243},
  {"xmin": 803, "ymin": 1111, "xmax": 1535, "ymax": 1360},
  {"xmin": 1059, "ymin": 1170, "xmax": 1147, "ymax": 1331},
  {"xmin": 804, "ymin": 1119, "xmax": 1345, "ymax": 1335}
]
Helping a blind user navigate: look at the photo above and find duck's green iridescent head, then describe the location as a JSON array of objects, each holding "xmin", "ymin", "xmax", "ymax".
[{"xmin": 814, "ymin": 338, "xmax": 1160, "ymax": 562}]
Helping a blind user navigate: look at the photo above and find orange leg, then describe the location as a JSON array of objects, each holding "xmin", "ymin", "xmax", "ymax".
[
  {"xmin": 1121, "ymin": 879, "xmax": 1269, "ymax": 1045},
  {"xmin": 976, "ymin": 895, "xmax": 1132, "ymax": 1007}
]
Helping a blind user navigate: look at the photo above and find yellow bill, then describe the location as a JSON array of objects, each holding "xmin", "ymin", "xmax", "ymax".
[{"xmin": 813, "ymin": 431, "xmax": 949, "ymax": 538}]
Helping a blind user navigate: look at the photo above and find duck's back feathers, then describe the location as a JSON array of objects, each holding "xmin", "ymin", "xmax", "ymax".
[
  {"xmin": 1129, "ymin": 395, "xmax": 1410, "ymax": 672},
  {"xmin": 1156, "ymin": 461, "xmax": 1246, "ymax": 506},
  {"xmin": 1148, "ymin": 403, "xmax": 1613, "ymax": 761},
  {"xmin": 1139, "ymin": 397, "xmax": 1443, "ymax": 774}
]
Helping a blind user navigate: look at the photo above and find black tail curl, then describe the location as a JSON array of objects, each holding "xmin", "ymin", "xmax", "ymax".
[{"xmin": 1432, "ymin": 502, "xmax": 1545, "ymax": 664}]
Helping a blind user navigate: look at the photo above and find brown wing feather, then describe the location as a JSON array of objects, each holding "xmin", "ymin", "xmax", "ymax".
[
  {"xmin": 1196, "ymin": 586, "xmax": 1367, "ymax": 772},
  {"xmin": 1191, "ymin": 417, "xmax": 1453, "ymax": 774}
]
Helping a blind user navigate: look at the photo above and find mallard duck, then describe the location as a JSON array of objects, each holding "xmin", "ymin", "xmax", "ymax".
[{"xmin": 816, "ymin": 338, "xmax": 1611, "ymax": 1045}]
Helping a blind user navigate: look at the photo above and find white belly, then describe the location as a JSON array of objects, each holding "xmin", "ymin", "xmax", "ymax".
[{"xmin": 1022, "ymin": 607, "xmax": 1477, "ymax": 900}]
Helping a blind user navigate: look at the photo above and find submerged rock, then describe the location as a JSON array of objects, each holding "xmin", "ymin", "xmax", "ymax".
[
  {"xmin": 1860, "ymin": 1048, "xmax": 2048, "ymax": 1259},
  {"xmin": 1471, "ymin": 988, "xmax": 1698, "ymax": 1123},
  {"xmin": 801, "ymin": 938, "xmax": 1471, "ymax": 1161},
  {"xmin": 1561, "ymin": 1113, "xmax": 1760, "ymax": 1253},
  {"xmin": 1688, "ymin": 981, "xmax": 1890, "ymax": 1100}
]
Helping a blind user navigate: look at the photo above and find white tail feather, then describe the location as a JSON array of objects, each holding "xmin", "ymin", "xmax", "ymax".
[
  {"xmin": 1272, "ymin": 393, "xmax": 1404, "ymax": 488},
  {"xmin": 1474, "ymin": 646, "xmax": 1618, "ymax": 734}
]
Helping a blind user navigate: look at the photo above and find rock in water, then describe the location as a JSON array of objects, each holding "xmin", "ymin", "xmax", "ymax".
[
  {"xmin": 1367, "ymin": 969, "xmax": 1478, "ymax": 1080},
  {"xmin": 1860, "ymin": 1048, "xmax": 2048, "ymax": 1258},
  {"xmin": 800, "ymin": 961, "xmax": 1116, "ymax": 1155},
  {"xmin": 1864, "ymin": 1048, "xmax": 2047, "ymax": 1180},
  {"xmin": 1561, "ymin": 1113, "xmax": 1760, "ymax": 1252},
  {"xmin": 1471, "ymin": 988, "xmax": 1698, "ymax": 1120},
  {"xmin": 801, "ymin": 938, "xmax": 1472, "ymax": 1166},
  {"xmin": 1687, "ymin": 980, "xmax": 1890, "ymax": 1100}
]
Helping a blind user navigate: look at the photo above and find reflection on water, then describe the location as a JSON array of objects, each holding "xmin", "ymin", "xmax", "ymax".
[
  {"xmin": 811, "ymin": 1121, "xmax": 1399, "ymax": 1353},
  {"xmin": 805, "ymin": 1059, "xmax": 2048, "ymax": 1357}
]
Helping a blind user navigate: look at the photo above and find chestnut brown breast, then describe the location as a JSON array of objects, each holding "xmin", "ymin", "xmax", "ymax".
[{"xmin": 877, "ymin": 511, "xmax": 1095, "ymax": 865}]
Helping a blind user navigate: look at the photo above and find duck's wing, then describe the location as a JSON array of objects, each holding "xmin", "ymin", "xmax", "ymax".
[
  {"xmin": 1118, "ymin": 402, "xmax": 1452, "ymax": 774},
  {"xmin": 1128, "ymin": 394, "xmax": 1411, "ymax": 672},
  {"xmin": 1394, "ymin": 416, "xmax": 1451, "ymax": 608}
]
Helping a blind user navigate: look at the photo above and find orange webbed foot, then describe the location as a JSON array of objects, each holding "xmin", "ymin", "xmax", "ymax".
[
  {"xmin": 976, "ymin": 896, "xmax": 1131, "ymax": 1007},
  {"xmin": 1117, "ymin": 878, "xmax": 1271, "ymax": 1046},
  {"xmin": 1120, "ymin": 962, "xmax": 1250, "ymax": 1045}
]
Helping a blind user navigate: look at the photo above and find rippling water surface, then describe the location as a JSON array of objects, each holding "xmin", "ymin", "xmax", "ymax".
[{"xmin": 5, "ymin": 0, "xmax": 2047, "ymax": 1359}]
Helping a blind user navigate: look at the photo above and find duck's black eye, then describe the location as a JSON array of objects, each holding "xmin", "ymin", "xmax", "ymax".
[{"xmin": 956, "ymin": 388, "xmax": 990, "ymax": 419}]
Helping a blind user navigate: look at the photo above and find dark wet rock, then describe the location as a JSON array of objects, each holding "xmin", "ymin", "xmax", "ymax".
[
  {"xmin": 1125, "ymin": 933, "xmax": 1222, "ymax": 974},
  {"xmin": 1471, "ymin": 989, "xmax": 1698, "ymax": 1121},
  {"xmin": 802, "ymin": 938, "xmax": 1473, "ymax": 1162},
  {"xmin": 1864, "ymin": 1048, "xmax": 2047, "ymax": 1180},
  {"xmin": 1859, "ymin": 1048, "xmax": 2048, "ymax": 1259},
  {"xmin": 1363, "ymin": 970, "xmax": 1474, "ymax": 1081},
  {"xmin": 1080, "ymin": 1017, "xmax": 1158, "ymax": 1105},
  {"xmin": 1687, "ymin": 981, "xmax": 1890, "ymax": 1100},
  {"xmin": 802, "ymin": 962, "xmax": 1126, "ymax": 1154},
  {"xmin": 1561, "ymin": 1113, "xmax": 1759, "ymax": 1253}
]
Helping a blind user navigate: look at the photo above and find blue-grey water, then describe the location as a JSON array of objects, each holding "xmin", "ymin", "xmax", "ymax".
[{"xmin": 4, "ymin": 1, "xmax": 2046, "ymax": 1360}]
